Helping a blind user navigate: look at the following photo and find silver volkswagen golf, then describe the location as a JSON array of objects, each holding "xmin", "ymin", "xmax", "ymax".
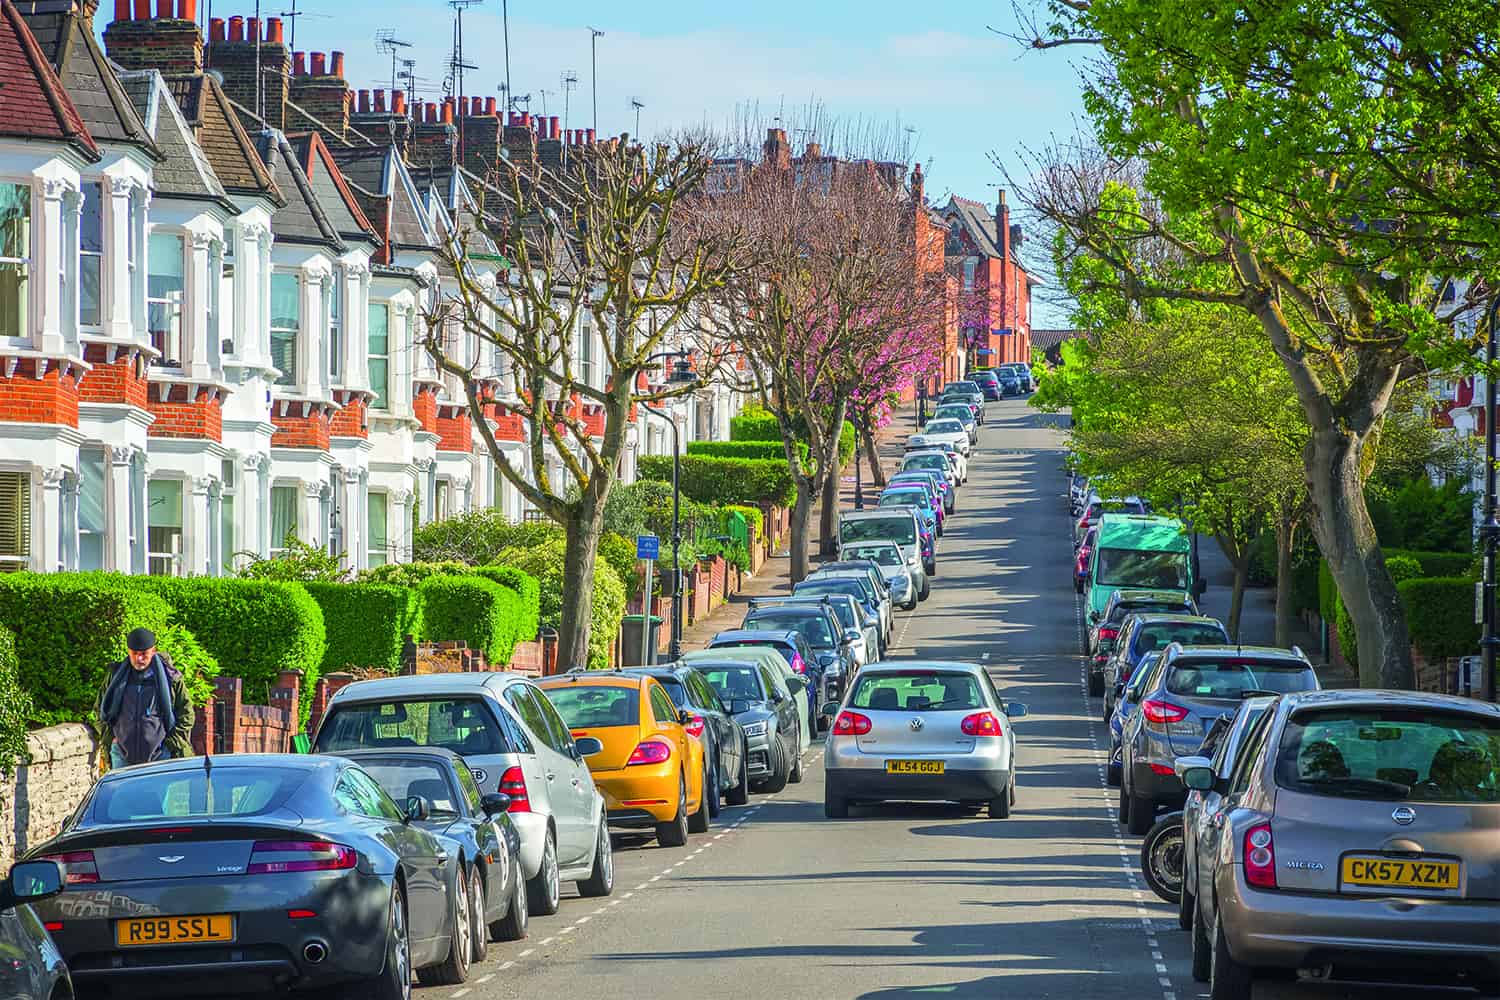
[{"xmin": 822, "ymin": 661, "xmax": 1026, "ymax": 819}]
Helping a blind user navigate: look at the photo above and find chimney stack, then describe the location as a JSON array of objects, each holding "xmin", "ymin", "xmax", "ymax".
[
  {"xmin": 911, "ymin": 163, "xmax": 925, "ymax": 205},
  {"xmin": 503, "ymin": 109, "xmax": 538, "ymax": 168},
  {"xmin": 409, "ymin": 96, "xmax": 457, "ymax": 170},
  {"xmin": 103, "ymin": 0, "xmax": 205, "ymax": 76},
  {"xmin": 763, "ymin": 127, "xmax": 791, "ymax": 170},
  {"xmin": 350, "ymin": 87, "xmax": 412, "ymax": 155},
  {"xmin": 458, "ymin": 95, "xmax": 503, "ymax": 180},
  {"xmin": 289, "ymin": 49, "xmax": 350, "ymax": 140},
  {"xmin": 206, "ymin": 11, "xmax": 292, "ymax": 131}
]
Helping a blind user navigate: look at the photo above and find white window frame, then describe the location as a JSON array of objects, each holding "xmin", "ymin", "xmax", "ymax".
[
  {"xmin": 368, "ymin": 300, "xmax": 391, "ymax": 410},
  {"xmin": 147, "ymin": 230, "xmax": 186, "ymax": 366},
  {"xmin": 0, "ymin": 180, "xmax": 32, "ymax": 346},
  {"xmin": 78, "ymin": 182, "xmax": 103, "ymax": 330},
  {"xmin": 0, "ymin": 469, "xmax": 31, "ymax": 569},
  {"xmin": 327, "ymin": 267, "xmax": 343, "ymax": 383},
  {"xmin": 146, "ymin": 476, "xmax": 184, "ymax": 577},
  {"xmin": 270, "ymin": 271, "xmax": 300, "ymax": 387}
]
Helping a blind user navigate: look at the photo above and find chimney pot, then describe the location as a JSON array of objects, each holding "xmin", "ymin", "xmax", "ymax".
[
  {"xmin": 330, "ymin": 50, "xmax": 344, "ymax": 78},
  {"xmin": 132, "ymin": 0, "xmax": 150, "ymax": 18},
  {"xmin": 113, "ymin": 0, "xmax": 129, "ymax": 20},
  {"xmin": 208, "ymin": 14, "xmax": 224, "ymax": 40},
  {"xmin": 441, "ymin": 99, "xmax": 454, "ymax": 124},
  {"xmin": 156, "ymin": 0, "xmax": 171, "ymax": 18},
  {"xmin": 176, "ymin": 0, "xmax": 195, "ymax": 20},
  {"xmin": 472, "ymin": 96, "xmax": 483, "ymax": 116},
  {"xmin": 292, "ymin": 51, "xmax": 306, "ymax": 75},
  {"xmin": 426, "ymin": 102, "xmax": 438, "ymax": 124},
  {"xmin": 357, "ymin": 89, "xmax": 370, "ymax": 113},
  {"xmin": 246, "ymin": 16, "xmax": 258, "ymax": 41},
  {"xmin": 549, "ymin": 116, "xmax": 560, "ymax": 139},
  {"xmin": 484, "ymin": 96, "xmax": 497, "ymax": 115},
  {"xmin": 586, "ymin": 128, "xmax": 595, "ymax": 144},
  {"xmin": 266, "ymin": 16, "xmax": 282, "ymax": 43},
  {"xmin": 392, "ymin": 91, "xmax": 406, "ymax": 115},
  {"xmin": 310, "ymin": 51, "xmax": 326, "ymax": 76},
  {"xmin": 373, "ymin": 89, "xmax": 386, "ymax": 112},
  {"xmin": 227, "ymin": 14, "xmax": 243, "ymax": 40},
  {"xmin": 520, "ymin": 112, "xmax": 530, "ymax": 127}
]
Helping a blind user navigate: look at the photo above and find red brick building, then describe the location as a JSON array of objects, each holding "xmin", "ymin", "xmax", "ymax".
[{"xmin": 939, "ymin": 192, "xmax": 1038, "ymax": 369}]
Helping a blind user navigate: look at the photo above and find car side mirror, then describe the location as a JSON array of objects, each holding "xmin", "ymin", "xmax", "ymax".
[
  {"xmin": 820, "ymin": 701, "xmax": 841, "ymax": 718},
  {"xmin": 843, "ymin": 630, "xmax": 862, "ymax": 645},
  {"xmin": 1003, "ymin": 702, "xmax": 1029, "ymax": 719},
  {"xmin": 0, "ymin": 861, "xmax": 64, "ymax": 911},
  {"xmin": 404, "ymin": 795, "xmax": 431, "ymax": 823},
  {"xmin": 1174, "ymin": 755, "xmax": 1215, "ymax": 791},
  {"xmin": 679, "ymin": 709, "xmax": 695, "ymax": 726},
  {"xmin": 480, "ymin": 792, "xmax": 512, "ymax": 816},
  {"xmin": 784, "ymin": 676, "xmax": 807, "ymax": 694},
  {"xmin": 573, "ymin": 736, "xmax": 604, "ymax": 757}
]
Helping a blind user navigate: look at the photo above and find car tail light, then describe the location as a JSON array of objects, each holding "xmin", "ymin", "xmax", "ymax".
[
  {"xmin": 1149, "ymin": 762, "xmax": 1176, "ymax": 777},
  {"xmin": 627, "ymin": 739, "xmax": 673, "ymax": 766},
  {"xmin": 287, "ymin": 909, "xmax": 318, "ymax": 919},
  {"xmin": 246, "ymin": 841, "xmax": 357, "ymax": 875},
  {"xmin": 41, "ymin": 850, "xmax": 98, "ymax": 885},
  {"xmin": 1141, "ymin": 699, "xmax": 1189, "ymax": 724},
  {"xmin": 832, "ymin": 711, "xmax": 872, "ymax": 736},
  {"xmin": 960, "ymin": 711, "xmax": 1001, "ymax": 736},
  {"xmin": 43, "ymin": 921, "xmax": 62, "ymax": 933},
  {"xmin": 790, "ymin": 654, "xmax": 807, "ymax": 674},
  {"xmin": 1243, "ymin": 823, "xmax": 1277, "ymax": 889},
  {"xmin": 1098, "ymin": 627, "xmax": 1119, "ymax": 642},
  {"xmin": 498, "ymin": 765, "xmax": 531, "ymax": 812},
  {"xmin": 683, "ymin": 714, "xmax": 706, "ymax": 739},
  {"xmin": 1077, "ymin": 515, "xmax": 1089, "ymax": 532}
]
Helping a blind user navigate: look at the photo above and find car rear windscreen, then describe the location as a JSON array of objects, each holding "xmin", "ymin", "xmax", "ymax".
[
  {"xmin": 93, "ymin": 766, "xmax": 307, "ymax": 824},
  {"xmin": 849, "ymin": 671, "xmax": 983, "ymax": 712},
  {"xmin": 845, "ymin": 545, "xmax": 903, "ymax": 567},
  {"xmin": 1275, "ymin": 709, "xmax": 1500, "ymax": 803},
  {"xmin": 1165, "ymin": 660, "xmax": 1316, "ymax": 699},
  {"xmin": 699, "ymin": 667, "xmax": 764, "ymax": 703},
  {"xmin": 902, "ymin": 455, "xmax": 949, "ymax": 474},
  {"xmin": 841, "ymin": 516, "xmax": 916, "ymax": 547},
  {"xmin": 1108, "ymin": 602, "xmax": 1190, "ymax": 624},
  {"xmin": 316, "ymin": 698, "xmax": 511, "ymax": 755},
  {"xmin": 1095, "ymin": 548, "xmax": 1188, "ymax": 589},
  {"xmin": 744, "ymin": 610, "xmax": 835, "ymax": 648},
  {"xmin": 1133, "ymin": 622, "xmax": 1227, "ymax": 652},
  {"xmin": 359, "ymin": 761, "xmax": 461, "ymax": 815},
  {"xmin": 543, "ymin": 685, "xmax": 641, "ymax": 728}
]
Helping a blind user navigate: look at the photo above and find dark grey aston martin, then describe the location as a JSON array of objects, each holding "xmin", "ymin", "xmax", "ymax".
[{"xmin": 26, "ymin": 754, "xmax": 464, "ymax": 999}]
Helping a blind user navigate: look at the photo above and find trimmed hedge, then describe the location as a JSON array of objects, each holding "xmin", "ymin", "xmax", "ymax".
[
  {"xmin": 639, "ymin": 454, "xmax": 796, "ymax": 508},
  {"xmin": 1385, "ymin": 549, "xmax": 1475, "ymax": 580},
  {"xmin": 729, "ymin": 408, "xmax": 780, "ymax": 442},
  {"xmin": 1398, "ymin": 577, "xmax": 1480, "ymax": 659},
  {"xmin": 687, "ymin": 440, "xmax": 807, "ymax": 463},
  {"xmin": 0, "ymin": 624, "xmax": 33, "ymax": 777},
  {"xmin": 474, "ymin": 566, "xmax": 543, "ymax": 645},
  {"xmin": 419, "ymin": 576, "xmax": 515, "ymax": 664},
  {"xmin": 413, "ymin": 510, "xmax": 561, "ymax": 566},
  {"xmin": 360, "ymin": 561, "xmax": 474, "ymax": 587},
  {"xmin": 304, "ymin": 582, "xmax": 424, "ymax": 674},
  {"xmin": 1384, "ymin": 555, "xmax": 1423, "ymax": 585}
]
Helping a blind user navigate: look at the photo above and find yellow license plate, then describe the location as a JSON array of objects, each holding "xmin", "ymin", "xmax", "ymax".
[
  {"xmin": 116, "ymin": 914, "xmax": 233, "ymax": 947},
  {"xmin": 885, "ymin": 759, "xmax": 944, "ymax": 775},
  {"xmin": 1341, "ymin": 856, "xmax": 1460, "ymax": 891}
]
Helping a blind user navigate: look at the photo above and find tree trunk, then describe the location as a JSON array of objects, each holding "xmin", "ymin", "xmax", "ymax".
[
  {"xmin": 862, "ymin": 422, "xmax": 886, "ymax": 489},
  {"xmin": 819, "ymin": 464, "xmax": 840, "ymax": 557},
  {"xmin": 1273, "ymin": 507, "xmax": 1296, "ymax": 649},
  {"xmin": 789, "ymin": 483, "xmax": 814, "ymax": 583},
  {"xmin": 1215, "ymin": 534, "xmax": 1249, "ymax": 641},
  {"xmin": 557, "ymin": 493, "xmax": 606, "ymax": 671},
  {"xmin": 1305, "ymin": 428, "xmax": 1415, "ymax": 688}
]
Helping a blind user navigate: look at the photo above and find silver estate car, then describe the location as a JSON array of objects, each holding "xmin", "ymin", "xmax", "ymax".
[
  {"xmin": 823, "ymin": 661, "xmax": 1027, "ymax": 819},
  {"xmin": 1179, "ymin": 690, "xmax": 1500, "ymax": 999},
  {"xmin": 314, "ymin": 672, "xmax": 611, "ymax": 918}
]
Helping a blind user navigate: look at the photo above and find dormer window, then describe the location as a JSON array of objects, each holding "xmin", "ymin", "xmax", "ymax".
[{"xmin": 0, "ymin": 182, "xmax": 32, "ymax": 341}]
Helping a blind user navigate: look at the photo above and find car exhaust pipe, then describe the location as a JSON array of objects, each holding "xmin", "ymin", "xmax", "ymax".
[
  {"xmin": 1296, "ymin": 965, "xmax": 1333, "ymax": 982},
  {"xmin": 303, "ymin": 941, "xmax": 329, "ymax": 965}
]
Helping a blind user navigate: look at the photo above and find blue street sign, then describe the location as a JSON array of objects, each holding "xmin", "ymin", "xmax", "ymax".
[{"xmin": 636, "ymin": 534, "xmax": 660, "ymax": 560}]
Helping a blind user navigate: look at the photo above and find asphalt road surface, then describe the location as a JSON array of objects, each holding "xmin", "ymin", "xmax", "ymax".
[{"xmin": 405, "ymin": 398, "xmax": 1471, "ymax": 1000}]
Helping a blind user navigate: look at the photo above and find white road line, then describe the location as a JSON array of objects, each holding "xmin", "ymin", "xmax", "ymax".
[
  {"xmin": 517, "ymin": 948, "xmax": 534, "ymax": 958},
  {"xmin": 451, "ymin": 989, "xmax": 470, "ymax": 998},
  {"xmin": 477, "ymin": 973, "xmax": 496, "ymax": 983}
]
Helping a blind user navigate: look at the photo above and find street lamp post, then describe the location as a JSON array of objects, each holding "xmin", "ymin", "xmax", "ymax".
[
  {"xmin": 641, "ymin": 350, "xmax": 697, "ymax": 661},
  {"xmin": 1482, "ymin": 295, "xmax": 1500, "ymax": 703},
  {"xmin": 852, "ymin": 410, "xmax": 865, "ymax": 510},
  {"xmin": 917, "ymin": 383, "xmax": 927, "ymax": 427}
]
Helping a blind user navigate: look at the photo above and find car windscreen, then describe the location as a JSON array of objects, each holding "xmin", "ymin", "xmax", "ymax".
[
  {"xmin": 1165, "ymin": 659, "xmax": 1317, "ymax": 699},
  {"xmin": 889, "ymin": 478, "xmax": 935, "ymax": 497},
  {"xmin": 845, "ymin": 545, "xmax": 903, "ymax": 567},
  {"xmin": 1108, "ymin": 602, "xmax": 1191, "ymax": 625},
  {"xmin": 358, "ymin": 760, "xmax": 461, "ymax": 816},
  {"xmin": 712, "ymin": 639, "xmax": 796, "ymax": 663},
  {"xmin": 926, "ymin": 420, "xmax": 964, "ymax": 434},
  {"xmin": 841, "ymin": 516, "xmax": 915, "ymax": 546},
  {"xmin": 543, "ymin": 685, "xmax": 641, "ymax": 728},
  {"xmin": 1095, "ymin": 548, "xmax": 1189, "ymax": 589},
  {"xmin": 1133, "ymin": 621, "xmax": 1228, "ymax": 654},
  {"xmin": 92, "ymin": 766, "xmax": 307, "ymax": 824},
  {"xmin": 316, "ymin": 697, "xmax": 510, "ymax": 755},
  {"xmin": 699, "ymin": 667, "xmax": 765, "ymax": 704},
  {"xmin": 850, "ymin": 671, "xmax": 983, "ymax": 712},
  {"xmin": 1274, "ymin": 708, "xmax": 1500, "ymax": 803},
  {"xmin": 744, "ymin": 610, "xmax": 835, "ymax": 648}
]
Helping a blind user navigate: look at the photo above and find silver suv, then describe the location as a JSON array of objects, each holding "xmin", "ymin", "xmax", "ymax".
[{"xmin": 314, "ymin": 673, "xmax": 611, "ymax": 916}]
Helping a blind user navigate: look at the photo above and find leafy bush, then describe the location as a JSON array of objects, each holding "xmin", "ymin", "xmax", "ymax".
[
  {"xmin": 418, "ymin": 576, "xmax": 516, "ymax": 664},
  {"xmin": 303, "ymin": 582, "xmax": 423, "ymax": 674},
  {"xmin": 687, "ymin": 440, "xmax": 806, "ymax": 463},
  {"xmin": 638, "ymin": 454, "xmax": 796, "ymax": 507},
  {"xmin": 359, "ymin": 561, "xmax": 473, "ymax": 586},
  {"xmin": 725, "ymin": 504, "xmax": 764, "ymax": 542},
  {"xmin": 1385, "ymin": 549, "xmax": 1476, "ymax": 580},
  {"xmin": 1383, "ymin": 554, "xmax": 1424, "ymax": 585},
  {"xmin": 0, "ymin": 625, "xmax": 34, "ymax": 778},
  {"xmin": 1398, "ymin": 577, "xmax": 1481, "ymax": 659},
  {"xmin": 1246, "ymin": 531, "xmax": 1276, "ymax": 587},
  {"xmin": 0, "ymin": 575, "xmax": 174, "ymax": 726},
  {"xmin": 237, "ymin": 531, "xmax": 350, "ymax": 581},
  {"xmin": 1368, "ymin": 477, "xmax": 1475, "ymax": 554},
  {"xmin": 414, "ymin": 509, "xmax": 562, "ymax": 565},
  {"xmin": 598, "ymin": 532, "xmax": 640, "ymax": 599},
  {"xmin": 496, "ymin": 539, "xmax": 627, "ymax": 670},
  {"xmin": 473, "ymin": 566, "xmax": 542, "ymax": 644},
  {"xmin": 729, "ymin": 406, "xmax": 780, "ymax": 442},
  {"xmin": 155, "ymin": 622, "xmax": 221, "ymax": 709}
]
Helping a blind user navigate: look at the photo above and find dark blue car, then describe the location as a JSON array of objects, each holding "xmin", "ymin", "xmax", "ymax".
[{"xmin": 1107, "ymin": 650, "xmax": 1162, "ymax": 787}]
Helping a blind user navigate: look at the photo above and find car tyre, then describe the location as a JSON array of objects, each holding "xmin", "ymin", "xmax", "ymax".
[
  {"xmin": 578, "ymin": 816, "xmax": 615, "ymax": 896},
  {"xmin": 1189, "ymin": 898, "xmax": 1211, "ymax": 982},
  {"xmin": 989, "ymin": 780, "xmax": 1011, "ymax": 819},
  {"xmin": 490, "ymin": 860, "xmax": 528, "ymax": 942},
  {"xmin": 1074, "ymin": 578, "xmax": 1085, "ymax": 594},
  {"xmin": 688, "ymin": 770, "xmax": 712, "ymax": 833},
  {"xmin": 1178, "ymin": 870, "xmax": 1195, "ymax": 932},
  {"xmin": 657, "ymin": 774, "xmax": 691, "ymax": 847},
  {"xmin": 760, "ymin": 737, "xmax": 790, "ymax": 793},
  {"xmin": 824, "ymin": 785, "xmax": 849, "ymax": 818},
  {"xmin": 1141, "ymin": 815, "xmax": 1184, "ymax": 903},
  {"xmin": 417, "ymin": 862, "xmax": 471, "ymax": 986},
  {"xmin": 1088, "ymin": 671, "xmax": 1105, "ymax": 698},
  {"xmin": 1101, "ymin": 696, "xmax": 1113, "ymax": 725},
  {"xmin": 363, "ymin": 884, "xmax": 411, "ymax": 1000},
  {"xmin": 918, "ymin": 578, "xmax": 930, "ymax": 601},
  {"xmin": 706, "ymin": 757, "xmax": 722, "ymax": 819},
  {"xmin": 468, "ymin": 864, "xmax": 488, "ymax": 963},
  {"xmin": 1209, "ymin": 912, "xmax": 1254, "ymax": 1000},
  {"xmin": 1106, "ymin": 758, "xmax": 1121, "ymax": 788},
  {"xmin": 527, "ymin": 830, "xmax": 561, "ymax": 916},
  {"xmin": 1117, "ymin": 777, "xmax": 1131, "ymax": 824},
  {"xmin": 726, "ymin": 744, "xmax": 751, "ymax": 806},
  {"xmin": 788, "ymin": 748, "xmax": 804, "ymax": 784},
  {"xmin": 1127, "ymin": 785, "xmax": 1155, "ymax": 835}
]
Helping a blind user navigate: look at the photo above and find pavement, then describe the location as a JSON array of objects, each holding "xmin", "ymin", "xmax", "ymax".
[{"xmin": 395, "ymin": 397, "xmax": 1464, "ymax": 1000}]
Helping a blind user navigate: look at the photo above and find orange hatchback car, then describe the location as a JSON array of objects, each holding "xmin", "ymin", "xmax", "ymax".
[{"xmin": 537, "ymin": 673, "xmax": 710, "ymax": 847}]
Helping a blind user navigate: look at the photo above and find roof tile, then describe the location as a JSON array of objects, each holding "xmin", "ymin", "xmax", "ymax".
[{"xmin": 0, "ymin": 0, "xmax": 97, "ymax": 158}]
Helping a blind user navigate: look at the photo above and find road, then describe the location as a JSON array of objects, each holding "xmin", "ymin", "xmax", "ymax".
[{"xmin": 410, "ymin": 398, "xmax": 1467, "ymax": 1000}]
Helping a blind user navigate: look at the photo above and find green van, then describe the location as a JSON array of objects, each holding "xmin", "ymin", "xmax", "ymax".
[{"xmin": 1086, "ymin": 513, "xmax": 1202, "ymax": 622}]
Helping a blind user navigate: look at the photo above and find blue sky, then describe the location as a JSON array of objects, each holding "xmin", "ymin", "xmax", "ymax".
[{"xmin": 110, "ymin": 2, "xmax": 1088, "ymax": 324}]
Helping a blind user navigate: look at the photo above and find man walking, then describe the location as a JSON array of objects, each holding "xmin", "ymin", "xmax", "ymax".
[{"xmin": 96, "ymin": 628, "xmax": 194, "ymax": 768}]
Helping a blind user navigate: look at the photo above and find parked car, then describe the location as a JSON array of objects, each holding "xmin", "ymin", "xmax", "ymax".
[
  {"xmin": 789, "ymin": 582, "xmax": 884, "ymax": 661},
  {"xmin": 898, "ymin": 450, "xmax": 958, "ymax": 501},
  {"xmin": 838, "ymin": 541, "xmax": 919, "ymax": 610},
  {"xmin": 742, "ymin": 598, "xmax": 852, "ymax": 714},
  {"xmin": 906, "ymin": 443, "xmax": 966, "ymax": 484},
  {"xmin": 687, "ymin": 657, "xmax": 805, "ymax": 793},
  {"xmin": 0, "ymin": 859, "xmax": 69, "ymax": 1000},
  {"xmin": 938, "ymin": 395, "xmax": 984, "ymax": 425},
  {"xmin": 536, "ymin": 673, "xmax": 710, "ymax": 847},
  {"xmin": 996, "ymin": 368, "xmax": 1022, "ymax": 396},
  {"xmin": 1088, "ymin": 588, "xmax": 1203, "ymax": 695},
  {"xmin": 1085, "ymin": 513, "xmax": 1204, "ymax": 642},
  {"xmin": 33, "ymin": 754, "xmax": 468, "ymax": 995},
  {"xmin": 931, "ymin": 403, "xmax": 978, "ymax": 442},
  {"xmin": 879, "ymin": 485, "xmax": 941, "ymax": 538},
  {"xmin": 1075, "ymin": 525, "xmax": 1097, "ymax": 594},
  {"xmin": 805, "ymin": 561, "xmax": 895, "ymax": 643},
  {"xmin": 942, "ymin": 380, "xmax": 986, "ymax": 414},
  {"xmin": 331, "ymin": 747, "xmax": 533, "ymax": 956},
  {"xmin": 1000, "ymin": 362, "xmax": 1034, "ymax": 392},
  {"xmin": 313, "ymin": 672, "xmax": 610, "ymax": 916},
  {"xmin": 890, "ymin": 468, "xmax": 955, "ymax": 516},
  {"xmin": 1074, "ymin": 494, "xmax": 1148, "ymax": 548},
  {"xmin": 1120, "ymin": 644, "xmax": 1319, "ymax": 834},
  {"xmin": 692, "ymin": 643, "xmax": 813, "ymax": 752},
  {"xmin": 824, "ymin": 661, "xmax": 1027, "ymax": 819},
  {"xmin": 1102, "ymin": 614, "xmax": 1230, "ymax": 725},
  {"xmin": 1178, "ymin": 690, "xmax": 1500, "ymax": 998},
  {"xmin": 971, "ymin": 369, "xmax": 1003, "ymax": 400},
  {"xmin": 908, "ymin": 418, "xmax": 971, "ymax": 458},
  {"xmin": 759, "ymin": 592, "xmax": 876, "ymax": 677},
  {"xmin": 1107, "ymin": 650, "xmax": 1164, "ymax": 787},
  {"xmin": 839, "ymin": 508, "xmax": 931, "ymax": 594},
  {"xmin": 619, "ymin": 664, "xmax": 750, "ymax": 812},
  {"xmin": 870, "ymin": 494, "xmax": 938, "ymax": 575}
]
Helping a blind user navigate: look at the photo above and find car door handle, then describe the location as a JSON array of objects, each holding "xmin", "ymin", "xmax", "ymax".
[
  {"xmin": 436, "ymin": 852, "xmax": 449, "ymax": 864},
  {"xmin": 546, "ymin": 771, "xmax": 557, "ymax": 782}
]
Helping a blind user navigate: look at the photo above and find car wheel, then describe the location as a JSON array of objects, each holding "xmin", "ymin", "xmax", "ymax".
[
  {"xmin": 1127, "ymin": 786, "xmax": 1155, "ymax": 835},
  {"xmin": 918, "ymin": 578, "xmax": 930, "ymax": 601},
  {"xmin": 365, "ymin": 884, "xmax": 411, "ymax": 1000},
  {"xmin": 578, "ymin": 816, "xmax": 615, "ymax": 896},
  {"xmin": 1088, "ymin": 670, "xmax": 1105, "ymax": 698},
  {"xmin": 526, "ymin": 830, "xmax": 561, "ymax": 916},
  {"xmin": 989, "ymin": 781, "xmax": 1011, "ymax": 819},
  {"xmin": 490, "ymin": 859, "xmax": 528, "ymax": 942},
  {"xmin": 726, "ymin": 742, "xmax": 751, "ymax": 805},
  {"xmin": 760, "ymin": 737, "xmax": 790, "ymax": 793},
  {"xmin": 1141, "ymin": 816, "xmax": 1184, "ymax": 903},
  {"xmin": 1117, "ymin": 777, "xmax": 1131, "ymax": 824},
  {"xmin": 824, "ymin": 785, "xmax": 849, "ymax": 819},
  {"xmin": 688, "ymin": 769, "xmax": 711, "ymax": 834},
  {"xmin": 706, "ymin": 757, "xmax": 722, "ymax": 819},
  {"xmin": 417, "ymin": 862, "xmax": 471, "ymax": 985},
  {"xmin": 788, "ymin": 748, "xmax": 804, "ymax": 785},
  {"xmin": 1178, "ymin": 871, "xmax": 1195, "ymax": 932},
  {"xmin": 1106, "ymin": 753, "xmax": 1122, "ymax": 788},
  {"xmin": 468, "ymin": 864, "xmax": 488, "ymax": 963},
  {"xmin": 657, "ymin": 774, "xmax": 691, "ymax": 847},
  {"xmin": 1209, "ymin": 912, "xmax": 1254, "ymax": 1000},
  {"xmin": 1190, "ymin": 896, "xmax": 1211, "ymax": 982}
]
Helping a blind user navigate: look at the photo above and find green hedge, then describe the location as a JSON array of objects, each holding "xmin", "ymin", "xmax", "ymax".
[
  {"xmin": 303, "ymin": 582, "xmax": 423, "ymax": 674},
  {"xmin": 496, "ymin": 538, "xmax": 626, "ymax": 670},
  {"xmin": 1398, "ymin": 577, "xmax": 1480, "ymax": 659},
  {"xmin": 639, "ymin": 454, "xmax": 796, "ymax": 507},
  {"xmin": 473, "ymin": 566, "xmax": 543, "ymax": 645},
  {"xmin": 1384, "ymin": 555, "xmax": 1423, "ymax": 585},
  {"xmin": 725, "ymin": 504, "xmax": 764, "ymax": 542},
  {"xmin": 1384, "ymin": 549, "xmax": 1475, "ymax": 580},
  {"xmin": 413, "ymin": 510, "xmax": 562, "ymax": 566},
  {"xmin": 0, "ymin": 625, "xmax": 33, "ymax": 777},
  {"xmin": 360, "ymin": 561, "xmax": 473, "ymax": 586},
  {"xmin": 687, "ymin": 440, "xmax": 806, "ymax": 463},
  {"xmin": 418, "ymin": 576, "xmax": 515, "ymax": 664},
  {"xmin": 729, "ymin": 409, "xmax": 780, "ymax": 442}
]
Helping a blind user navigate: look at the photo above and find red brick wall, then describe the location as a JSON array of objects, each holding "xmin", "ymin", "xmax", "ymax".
[
  {"xmin": 0, "ymin": 361, "xmax": 80, "ymax": 427},
  {"xmin": 329, "ymin": 395, "xmax": 367, "ymax": 438},
  {"xmin": 271, "ymin": 409, "xmax": 332, "ymax": 449},
  {"xmin": 79, "ymin": 346, "xmax": 149, "ymax": 408},
  {"xmin": 483, "ymin": 402, "xmax": 526, "ymax": 442},
  {"xmin": 413, "ymin": 387, "xmax": 439, "ymax": 433},
  {"xmin": 436, "ymin": 407, "xmax": 472, "ymax": 452},
  {"xmin": 147, "ymin": 388, "xmax": 223, "ymax": 441},
  {"xmin": 582, "ymin": 404, "xmax": 606, "ymax": 438}
]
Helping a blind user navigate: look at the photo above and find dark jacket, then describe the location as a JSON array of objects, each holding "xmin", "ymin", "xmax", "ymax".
[{"xmin": 96, "ymin": 653, "xmax": 194, "ymax": 763}]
